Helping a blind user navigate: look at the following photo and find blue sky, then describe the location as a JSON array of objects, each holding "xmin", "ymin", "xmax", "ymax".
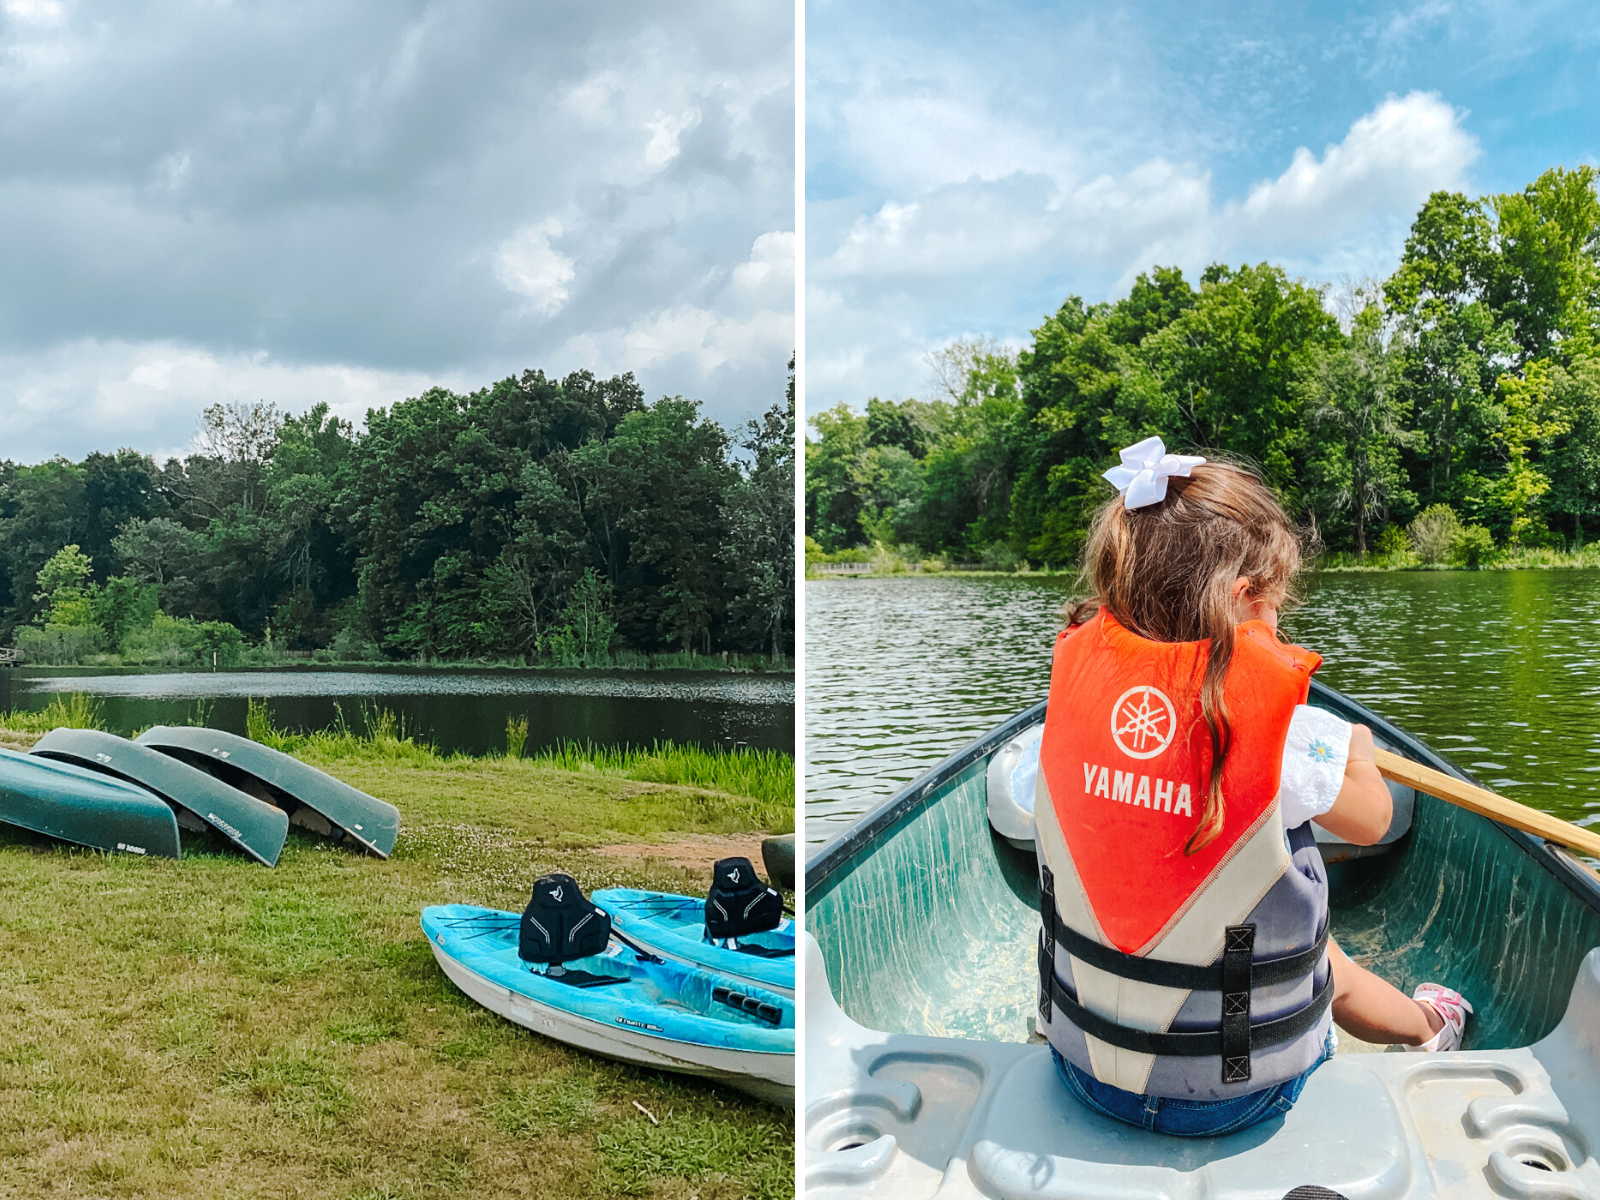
[
  {"xmin": 805, "ymin": 0, "xmax": 1600, "ymax": 410},
  {"xmin": 0, "ymin": 1, "xmax": 793, "ymax": 463}
]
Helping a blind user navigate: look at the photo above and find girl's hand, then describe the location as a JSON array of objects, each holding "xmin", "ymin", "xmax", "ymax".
[{"xmin": 1312, "ymin": 724, "xmax": 1393, "ymax": 845}]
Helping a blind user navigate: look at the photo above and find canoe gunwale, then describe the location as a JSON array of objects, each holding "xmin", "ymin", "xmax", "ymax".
[
  {"xmin": 807, "ymin": 699, "xmax": 1046, "ymax": 898},
  {"xmin": 805, "ymin": 681, "xmax": 1600, "ymax": 918}
]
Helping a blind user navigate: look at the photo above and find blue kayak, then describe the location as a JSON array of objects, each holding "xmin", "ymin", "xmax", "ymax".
[
  {"xmin": 421, "ymin": 904, "xmax": 794, "ymax": 1105},
  {"xmin": 595, "ymin": 888, "xmax": 797, "ymax": 997}
]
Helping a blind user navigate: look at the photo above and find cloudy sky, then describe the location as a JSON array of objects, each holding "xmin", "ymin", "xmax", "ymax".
[
  {"xmin": 806, "ymin": 0, "xmax": 1600, "ymax": 410},
  {"xmin": 0, "ymin": 0, "xmax": 794, "ymax": 463}
]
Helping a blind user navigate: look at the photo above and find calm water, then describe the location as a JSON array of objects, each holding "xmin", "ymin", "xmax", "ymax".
[
  {"xmin": 803, "ymin": 571, "xmax": 1600, "ymax": 854},
  {"xmin": 3, "ymin": 667, "xmax": 795, "ymax": 756}
]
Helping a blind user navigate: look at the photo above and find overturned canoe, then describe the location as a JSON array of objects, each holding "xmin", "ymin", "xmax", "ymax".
[
  {"xmin": 135, "ymin": 726, "xmax": 398, "ymax": 857},
  {"xmin": 761, "ymin": 832, "xmax": 796, "ymax": 891},
  {"xmin": 31, "ymin": 728, "xmax": 289, "ymax": 866},
  {"xmin": 423, "ymin": 904, "xmax": 794, "ymax": 1106},
  {"xmin": 804, "ymin": 679, "xmax": 1600, "ymax": 1198},
  {"xmin": 0, "ymin": 747, "xmax": 180, "ymax": 858},
  {"xmin": 594, "ymin": 887, "xmax": 797, "ymax": 997}
]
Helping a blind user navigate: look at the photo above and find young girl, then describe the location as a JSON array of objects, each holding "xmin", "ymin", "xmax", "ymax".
[{"xmin": 1035, "ymin": 437, "xmax": 1471, "ymax": 1138}]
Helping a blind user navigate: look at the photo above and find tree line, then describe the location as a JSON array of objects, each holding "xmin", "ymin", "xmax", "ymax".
[
  {"xmin": 4, "ymin": 364, "xmax": 795, "ymax": 667},
  {"xmin": 806, "ymin": 166, "xmax": 1600, "ymax": 566}
]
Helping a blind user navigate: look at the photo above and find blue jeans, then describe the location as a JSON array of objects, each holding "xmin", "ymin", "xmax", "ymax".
[{"xmin": 1053, "ymin": 1028, "xmax": 1337, "ymax": 1137}]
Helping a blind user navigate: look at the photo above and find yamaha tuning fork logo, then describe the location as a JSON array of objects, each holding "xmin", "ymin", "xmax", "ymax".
[{"xmin": 1111, "ymin": 685, "xmax": 1177, "ymax": 760}]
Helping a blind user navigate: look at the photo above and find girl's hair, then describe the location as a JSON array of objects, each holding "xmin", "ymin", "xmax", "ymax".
[{"xmin": 1076, "ymin": 460, "xmax": 1307, "ymax": 855}]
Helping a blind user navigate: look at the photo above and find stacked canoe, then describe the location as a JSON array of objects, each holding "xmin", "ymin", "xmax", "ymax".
[{"xmin": 0, "ymin": 725, "xmax": 398, "ymax": 865}]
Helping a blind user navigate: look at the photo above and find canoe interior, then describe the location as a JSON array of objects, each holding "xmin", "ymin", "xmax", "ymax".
[{"xmin": 807, "ymin": 686, "xmax": 1600, "ymax": 1053}]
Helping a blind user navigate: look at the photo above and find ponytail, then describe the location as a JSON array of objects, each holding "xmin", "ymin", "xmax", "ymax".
[{"xmin": 1081, "ymin": 459, "xmax": 1306, "ymax": 856}]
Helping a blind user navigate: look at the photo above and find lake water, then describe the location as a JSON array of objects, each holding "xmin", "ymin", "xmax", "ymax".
[
  {"xmin": 3, "ymin": 667, "xmax": 795, "ymax": 756},
  {"xmin": 803, "ymin": 571, "xmax": 1600, "ymax": 854}
]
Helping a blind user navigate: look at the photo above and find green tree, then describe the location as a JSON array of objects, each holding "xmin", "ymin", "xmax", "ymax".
[
  {"xmin": 722, "ymin": 363, "xmax": 796, "ymax": 659},
  {"xmin": 1541, "ymin": 357, "xmax": 1600, "ymax": 541},
  {"xmin": 539, "ymin": 568, "xmax": 617, "ymax": 667},
  {"xmin": 1299, "ymin": 309, "xmax": 1417, "ymax": 555},
  {"xmin": 33, "ymin": 544, "xmax": 95, "ymax": 627}
]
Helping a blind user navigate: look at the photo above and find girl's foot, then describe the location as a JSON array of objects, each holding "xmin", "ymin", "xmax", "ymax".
[{"xmin": 1403, "ymin": 984, "xmax": 1472, "ymax": 1052}]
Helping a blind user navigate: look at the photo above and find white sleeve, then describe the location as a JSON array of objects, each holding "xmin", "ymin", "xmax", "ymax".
[{"xmin": 1277, "ymin": 705, "xmax": 1352, "ymax": 830}]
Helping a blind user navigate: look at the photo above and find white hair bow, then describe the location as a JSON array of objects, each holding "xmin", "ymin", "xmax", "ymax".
[{"xmin": 1102, "ymin": 436, "xmax": 1206, "ymax": 509}]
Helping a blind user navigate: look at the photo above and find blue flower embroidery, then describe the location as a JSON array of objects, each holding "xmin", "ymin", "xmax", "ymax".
[{"xmin": 1307, "ymin": 739, "xmax": 1336, "ymax": 765}]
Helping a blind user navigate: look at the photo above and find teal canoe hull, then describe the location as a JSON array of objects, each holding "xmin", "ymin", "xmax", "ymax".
[
  {"xmin": 422, "ymin": 904, "xmax": 794, "ymax": 1104},
  {"xmin": 802, "ymin": 680, "xmax": 1600, "ymax": 1196},
  {"xmin": 32, "ymin": 728, "xmax": 290, "ymax": 866},
  {"xmin": 0, "ymin": 747, "xmax": 181, "ymax": 858},
  {"xmin": 594, "ymin": 887, "xmax": 797, "ymax": 997},
  {"xmin": 136, "ymin": 726, "xmax": 398, "ymax": 857}
]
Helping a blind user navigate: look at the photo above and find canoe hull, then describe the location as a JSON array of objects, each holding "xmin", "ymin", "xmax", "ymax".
[
  {"xmin": 0, "ymin": 747, "xmax": 181, "ymax": 858},
  {"xmin": 32, "ymin": 728, "xmax": 289, "ymax": 866},
  {"xmin": 761, "ymin": 832, "xmax": 796, "ymax": 890},
  {"xmin": 803, "ymin": 680, "xmax": 1600, "ymax": 1195},
  {"xmin": 136, "ymin": 726, "xmax": 398, "ymax": 857}
]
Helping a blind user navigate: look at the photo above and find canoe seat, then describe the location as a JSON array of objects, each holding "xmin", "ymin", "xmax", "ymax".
[{"xmin": 806, "ymin": 933, "xmax": 1600, "ymax": 1198}]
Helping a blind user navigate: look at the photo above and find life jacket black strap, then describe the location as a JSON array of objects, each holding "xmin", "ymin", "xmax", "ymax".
[
  {"xmin": 1040, "ymin": 949, "xmax": 1334, "ymax": 1064},
  {"xmin": 1049, "ymin": 909, "xmax": 1328, "ymax": 991}
]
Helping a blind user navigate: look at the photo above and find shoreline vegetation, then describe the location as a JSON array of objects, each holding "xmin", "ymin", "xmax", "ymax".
[
  {"xmin": 6, "ymin": 648, "xmax": 795, "ymax": 674},
  {"xmin": 0, "ymin": 696, "xmax": 796, "ymax": 822},
  {"xmin": 4, "ymin": 362, "xmax": 796, "ymax": 674},
  {"xmin": 807, "ymin": 538, "xmax": 1600, "ymax": 580},
  {"xmin": 806, "ymin": 168, "xmax": 1600, "ymax": 573},
  {"xmin": 0, "ymin": 698, "xmax": 794, "ymax": 1198}
]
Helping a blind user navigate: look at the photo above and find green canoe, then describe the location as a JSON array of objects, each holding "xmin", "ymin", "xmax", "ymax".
[
  {"xmin": 135, "ymin": 726, "xmax": 399, "ymax": 857},
  {"xmin": 804, "ymin": 679, "xmax": 1600, "ymax": 1197},
  {"xmin": 0, "ymin": 746, "xmax": 181, "ymax": 858},
  {"xmin": 32, "ymin": 728, "xmax": 290, "ymax": 866}
]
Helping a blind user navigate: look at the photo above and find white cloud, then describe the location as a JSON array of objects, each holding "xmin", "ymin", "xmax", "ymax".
[
  {"xmin": 732, "ymin": 230, "xmax": 795, "ymax": 297},
  {"xmin": 495, "ymin": 219, "xmax": 577, "ymax": 315},
  {"xmin": 1229, "ymin": 93, "xmax": 1478, "ymax": 247},
  {"xmin": 808, "ymin": 92, "xmax": 1480, "ymax": 409},
  {"xmin": 0, "ymin": 3, "xmax": 794, "ymax": 460},
  {"xmin": 643, "ymin": 107, "xmax": 702, "ymax": 169},
  {"xmin": 0, "ymin": 339, "xmax": 470, "ymax": 464}
]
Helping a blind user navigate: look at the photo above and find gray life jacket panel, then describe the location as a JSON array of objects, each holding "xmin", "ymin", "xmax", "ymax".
[{"xmin": 1036, "ymin": 803, "xmax": 1333, "ymax": 1100}]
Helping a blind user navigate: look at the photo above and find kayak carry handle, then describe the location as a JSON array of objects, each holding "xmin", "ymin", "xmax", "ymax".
[{"xmin": 712, "ymin": 984, "xmax": 783, "ymax": 1026}]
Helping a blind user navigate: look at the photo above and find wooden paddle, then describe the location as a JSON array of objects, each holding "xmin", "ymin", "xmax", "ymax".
[{"xmin": 1374, "ymin": 747, "xmax": 1600, "ymax": 860}]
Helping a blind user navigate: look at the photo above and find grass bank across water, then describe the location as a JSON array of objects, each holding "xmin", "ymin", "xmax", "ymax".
[{"xmin": 0, "ymin": 704, "xmax": 795, "ymax": 1198}]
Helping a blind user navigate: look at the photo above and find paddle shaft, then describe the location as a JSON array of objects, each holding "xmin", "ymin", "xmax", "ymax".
[{"xmin": 1374, "ymin": 747, "xmax": 1600, "ymax": 860}]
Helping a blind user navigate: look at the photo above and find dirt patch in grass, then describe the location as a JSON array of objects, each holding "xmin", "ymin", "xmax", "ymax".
[
  {"xmin": 592, "ymin": 833, "xmax": 769, "ymax": 875},
  {"xmin": 0, "ymin": 746, "xmax": 794, "ymax": 1199}
]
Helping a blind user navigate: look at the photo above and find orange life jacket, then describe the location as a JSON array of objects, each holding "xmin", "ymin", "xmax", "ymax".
[{"xmin": 1034, "ymin": 610, "xmax": 1334, "ymax": 1097}]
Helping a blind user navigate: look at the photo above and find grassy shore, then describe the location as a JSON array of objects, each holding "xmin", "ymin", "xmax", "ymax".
[
  {"xmin": 0, "ymin": 706, "xmax": 795, "ymax": 1199},
  {"xmin": 808, "ymin": 544, "xmax": 1600, "ymax": 581}
]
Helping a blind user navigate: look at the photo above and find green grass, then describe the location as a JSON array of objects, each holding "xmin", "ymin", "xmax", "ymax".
[
  {"xmin": 0, "ymin": 690, "xmax": 103, "ymax": 734},
  {"xmin": 238, "ymin": 699, "xmax": 794, "ymax": 831},
  {"xmin": 0, "ymin": 701, "xmax": 795, "ymax": 1198}
]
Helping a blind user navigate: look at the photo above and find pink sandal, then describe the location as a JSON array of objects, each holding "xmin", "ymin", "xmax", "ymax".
[{"xmin": 1404, "ymin": 983, "xmax": 1472, "ymax": 1052}]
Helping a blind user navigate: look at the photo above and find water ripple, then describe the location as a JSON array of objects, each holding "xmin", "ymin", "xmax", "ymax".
[{"xmin": 804, "ymin": 571, "xmax": 1600, "ymax": 854}]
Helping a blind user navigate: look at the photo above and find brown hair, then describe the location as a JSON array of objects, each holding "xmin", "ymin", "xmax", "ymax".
[{"xmin": 1077, "ymin": 460, "xmax": 1307, "ymax": 855}]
